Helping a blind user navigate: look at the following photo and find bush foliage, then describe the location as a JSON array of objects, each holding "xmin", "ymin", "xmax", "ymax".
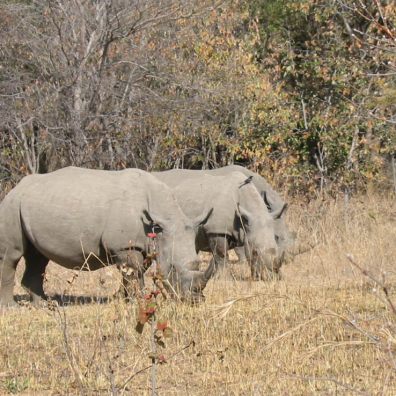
[{"xmin": 0, "ymin": 0, "xmax": 395, "ymax": 194}]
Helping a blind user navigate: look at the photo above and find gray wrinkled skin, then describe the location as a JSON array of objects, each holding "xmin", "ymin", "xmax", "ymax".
[
  {"xmin": 153, "ymin": 165, "xmax": 296, "ymax": 279},
  {"xmin": 0, "ymin": 167, "xmax": 212, "ymax": 307},
  {"xmin": 153, "ymin": 170, "xmax": 280, "ymax": 278},
  {"xmin": 205, "ymin": 165, "xmax": 295, "ymax": 263}
]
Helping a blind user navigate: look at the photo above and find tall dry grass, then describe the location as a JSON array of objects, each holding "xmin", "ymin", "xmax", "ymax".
[{"xmin": 0, "ymin": 193, "xmax": 395, "ymax": 395}]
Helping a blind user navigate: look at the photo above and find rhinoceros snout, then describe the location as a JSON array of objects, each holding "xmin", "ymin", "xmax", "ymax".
[{"xmin": 254, "ymin": 246, "xmax": 282, "ymax": 271}]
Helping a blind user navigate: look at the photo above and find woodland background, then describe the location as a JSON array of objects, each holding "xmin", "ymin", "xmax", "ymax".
[
  {"xmin": 1, "ymin": 3, "xmax": 396, "ymax": 394},
  {"xmin": 0, "ymin": 0, "xmax": 395, "ymax": 196}
]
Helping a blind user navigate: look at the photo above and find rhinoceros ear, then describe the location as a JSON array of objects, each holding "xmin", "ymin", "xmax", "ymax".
[
  {"xmin": 237, "ymin": 204, "xmax": 253, "ymax": 226},
  {"xmin": 192, "ymin": 208, "xmax": 214, "ymax": 228},
  {"xmin": 142, "ymin": 209, "xmax": 166, "ymax": 229},
  {"xmin": 261, "ymin": 191, "xmax": 273, "ymax": 211},
  {"xmin": 271, "ymin": 203, "xmax": 288, "ymax": 220}
]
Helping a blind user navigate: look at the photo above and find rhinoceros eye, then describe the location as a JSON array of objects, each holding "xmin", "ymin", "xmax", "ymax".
[
  {"xmin": 275, "ymin": 235, "xmax": 280, "ymax": 243},
  {"xmin": 151, "ymin": 224, "xmax": 163, "ymax": 234}
]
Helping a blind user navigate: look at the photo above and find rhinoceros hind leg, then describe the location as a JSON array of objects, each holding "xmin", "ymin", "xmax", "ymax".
[
  {"xmin": 21, "ymin": 248, "xmax": 49, "ymax": 305},
  {"xmin": 0, "ymin": 250, "xmax": 22, "ymax": 307}
]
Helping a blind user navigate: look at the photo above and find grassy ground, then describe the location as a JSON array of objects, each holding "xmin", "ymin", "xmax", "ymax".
[{"xmin": 0, "ymin": 193, "xmax": 395, "ymax": 395}]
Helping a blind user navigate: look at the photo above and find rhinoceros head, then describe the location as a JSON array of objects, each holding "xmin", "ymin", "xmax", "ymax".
[
  {"xmin": 236, "ymin": 202, "xmax": 280, "ymax": 273},
  {"xmin": 166, "ymin": 261, "xmax": 215, "ymax": 304},
  {"xmin": 270, "ymin": 204, "xmax": 296, "ymax": 257},
  {"xmin": 143, "ymin": 205, "xmax": 214, "ymax": 301}
]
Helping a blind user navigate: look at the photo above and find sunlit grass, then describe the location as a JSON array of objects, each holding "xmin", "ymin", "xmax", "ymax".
[{"xmin": 1, "ymin": 193, "xmax": 395, "ymax": 394}]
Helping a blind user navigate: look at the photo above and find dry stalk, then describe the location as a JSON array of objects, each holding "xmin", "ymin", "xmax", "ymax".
[
  {"xmin": 163, "ymin": 279, "xmax": 181, "ymax": 302},
  {"xmin": 210, "ymin": 292, "xmax": 287, "ymax": 320},
  {"xmin": 301, "ymin": 340, "xmax": 377, "ymax": 362},
  {"xmin": 54, "ymin": 306, "xmax": 87, "ymax": 390},
  {"xmin": 320, "ymin": 308, "xmax": 380, "ymax": 343},
  {"xmin": 120, "ymin": 340, "xmax": 195, "ymax": 392},
  {"xmin": 280, "ymin": 370, "xmax": 371, "ymax": 396},
  {"xmin": 263, "ymin": 316, "xmax": 322, "ymax": 351},
  {"xmin": 346, "ymin": 254, "xmax": 396, "ymax": 316}
]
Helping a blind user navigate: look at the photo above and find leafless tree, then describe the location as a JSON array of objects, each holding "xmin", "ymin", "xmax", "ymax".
[{"xmin": 0, "ymin": 0, "xmax": 220, "ymax": 183}]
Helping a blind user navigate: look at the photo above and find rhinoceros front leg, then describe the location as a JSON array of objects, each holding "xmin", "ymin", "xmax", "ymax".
[
  {"xmin": 233, "ymin": 246, "xmax": 247, "ymax": 263},
  {"xmin": 0, "ymin": 249, "xmax": 22, "ymax": 307},
  {"xmin": 21, "ymin": 247, "xmax": 49, "ymax": 305},
  {"xmin": 208, "ymin": 235, "xmax": 229, "ymax": 277},
  {"xmin": 246, "ymin": 247, "xmax": 262, "ymax": 281},
  {"xmin": 242, "ymin": 245, "xmax": 268, "ymax": 281},
  {"xmin": 118, "ymin": 250, "xmax": 145, "ymax": 301}
]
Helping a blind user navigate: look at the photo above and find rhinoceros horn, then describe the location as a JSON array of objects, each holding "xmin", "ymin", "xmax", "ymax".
[
  {"xmin": 295, "ymin": 241, "xmax": 317, "ymax": 256},
  {"xmin": 205, "ymin": 259, "xmax": 215, "ymax": 280},
  {"xmin": 284, "ymin": 241, "xmax": 316, "ymax": 264},
  {"xmin": 195, "ymin": 259, "xmax": 216, "ymax": 290}
]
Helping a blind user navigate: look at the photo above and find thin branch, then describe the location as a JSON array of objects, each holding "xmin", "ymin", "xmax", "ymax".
[
  {"xmin": 346, "ymin": 254, "xmax": 396, "ymax": 316},
  {"xmin": 120, "ymin": 340, "xmax": 195, "ymax": 391}
]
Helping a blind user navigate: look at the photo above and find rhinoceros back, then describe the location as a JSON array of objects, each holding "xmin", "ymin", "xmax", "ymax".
[{"xmin": 15, "ymin": 167, "xmax": 149, "ymax": 267}]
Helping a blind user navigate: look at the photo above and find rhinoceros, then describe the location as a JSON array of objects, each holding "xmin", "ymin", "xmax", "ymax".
[
  {"xmin": 153, "ymin": 165, "xmax": 299, "ymax": 280},
  {"xmin": 0, "ymin": 167, "xmax": 213, "ymax": 307},
  {"xmin": 204, "ymin": 165, "xmax": 295, "ymax": 264},
  {"xmin": 153, "ymin": 170, "xmax": 280, "ymax": 278},
  {"xmin": 206, "ymin": 166, "xmax": 315, "ymax": 268}
]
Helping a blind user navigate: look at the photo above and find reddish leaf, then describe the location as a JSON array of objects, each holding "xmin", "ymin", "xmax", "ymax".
[
  {"xmin": 158, "ymin": 354, "xmax": 167, "ymax": 364},
  {"xmin": 145, "ymin": 302, "xmax": 156, "ymax": 315},
  {"xmin": 138, "ymin": 307, "xmax": 149, "ymax": 325},
  {"xmin": 157, "ymin": 321, "xmax": 168, "ymax": 331}
]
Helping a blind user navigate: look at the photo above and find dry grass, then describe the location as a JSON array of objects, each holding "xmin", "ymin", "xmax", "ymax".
[{"xmin": 1, "ymin": 193, "xmax": 396, "ymax": 395}]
